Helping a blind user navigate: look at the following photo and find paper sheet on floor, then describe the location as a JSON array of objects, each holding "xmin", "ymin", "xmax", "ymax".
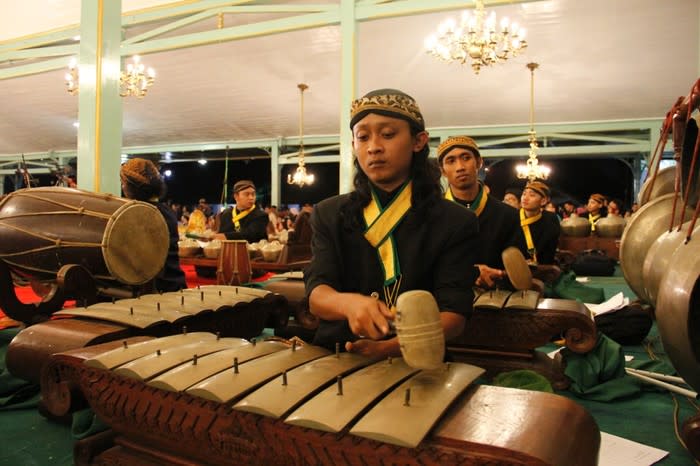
[
  {"xmin": 585, "ymin": 291, "xmax": 629, "ymax": 316},
  {"xmin": 598, "ymin": 432, "xmax": 669, "ymax": 466}
]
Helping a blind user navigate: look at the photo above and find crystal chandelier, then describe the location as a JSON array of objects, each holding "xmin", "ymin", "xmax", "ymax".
[
  {"xmin": 287, "ymin": 83, "xmax": 315, "ymax": 187},
  {"xmin": 516, "ymin": 62, "xmax": 551, "ymax": 181},
  {"xmin": 65, "ymin": 55, "xmax": 156, "ymax": 98},
  {"xmin": 424, "ymin": 0, "xmax": 527, "ymax": 74}
]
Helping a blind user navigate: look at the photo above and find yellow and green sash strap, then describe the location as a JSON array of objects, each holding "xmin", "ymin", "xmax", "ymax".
[
  {"xmin": 588, "ymin": 213, "xmax": 601, "ymax": 231},
  {"xmin": 363, "ymin": 181, "xmax": 412, "ymax": 291},
  {"xmin": 520, "ymin": 208, "xmax": 542, "ymax": 265},
  {"xmin": 444, "ymin": 182, "xmax": 488, "ymax": 217},
  {"xmin": 232, "ymin": 204, "xmax": 256, "ymax": 231}
]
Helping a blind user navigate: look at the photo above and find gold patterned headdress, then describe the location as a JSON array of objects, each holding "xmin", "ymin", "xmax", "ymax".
[
  {"xmin": 437, "ymin": 135, "xmax": 481, "ymax": 164},
  {"xmin": 350, "ymin": 89, "xmax": 424, "ymax": 130}
]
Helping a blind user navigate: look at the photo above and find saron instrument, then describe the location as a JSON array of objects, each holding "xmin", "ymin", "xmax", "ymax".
[
  {"xmin": 7, "ymin": 285, "xmax": 288, "ymax": 387},
  {"xmin": 48, "ymin": 333, "xmax": 600, "ymax": 466}
]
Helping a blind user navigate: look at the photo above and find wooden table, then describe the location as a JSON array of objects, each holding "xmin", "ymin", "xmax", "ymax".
[
  {"xmin": 179, "ymin": 255, "xmax": 310, "ymax": 273},
  {"xmin": 558, "ymin": 235, "xmax": 621, "ymax": 260}
]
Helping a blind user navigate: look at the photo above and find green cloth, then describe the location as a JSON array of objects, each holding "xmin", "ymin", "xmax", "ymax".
[
  {"xmin": 0, "ymin": 328, "xmax": 40, "ymax": 410},
  {"xmin": 71, "ymin": 408, "xmax": 108, "ymax": 440},
  {"xmin": 562, "ymin": 332, "xmax": 641, "ymax": 401},
  {"xmin": 492, "ymin": 369, "xmax": 553, "ymax": 393},
  {"xmin": 2, "ymin": 329, "xmax": 106, "ymax": 435},
  {"xmin": 547, "ymin": 270, "xmax": 605, "ymax": 303}
]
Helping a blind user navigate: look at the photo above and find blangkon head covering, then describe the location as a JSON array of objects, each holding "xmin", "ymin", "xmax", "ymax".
[
  {"xmin": 233, "ymin": 180, "xmax": 256, "ymax": 194},
  {"xmin": 589, "ymin": 193, "xmax": 606, "ymax": 204},
  {"xmin": 525, "ymin": 180, "xmax": 550, "ymax": 199},
  {"xmin": 350, "ymin": 88, "xmax": 424, "ymax": 131},
  {"xmin": 120, "ymin": 158, "xmax": 160, "ymax": 188},
  {"xmin": 437, "ymin": 135, "xmax": 481, "ymax": 164}
]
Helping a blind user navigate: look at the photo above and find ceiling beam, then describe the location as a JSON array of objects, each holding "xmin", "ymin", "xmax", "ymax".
[
  {"xmin": 0, "ymin": 0, "xmax": 546, "ymax": 78},
  {"xmin": 355, "ymin": 0, "xmax": 544, "ymax": 21}
]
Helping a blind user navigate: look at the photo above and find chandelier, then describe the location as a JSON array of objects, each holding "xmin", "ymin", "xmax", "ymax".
[
  {"xmin": 424, "ymin": 0, "xmax": 527, "ymax": 74},
  {"xmin": 65, "ymin": 55, "xmax": 156, "ymax": 98},
  {"xmin": 287, "ymin": 83, "xmax": 315, "ymax": 187},
  {"xmin": 516, "ymin": 62, "xmax": 551, "ymax": 181}
]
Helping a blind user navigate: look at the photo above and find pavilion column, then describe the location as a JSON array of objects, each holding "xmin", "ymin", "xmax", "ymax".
[
  {"xmin": 338, "ymin": 0, "xmax": 358, "ymax": 194},
  {"xmin": 75, "ymin": 0, "xmax": 123, "ymax": 195},
  {"xmin": 270, "ymin": 142, "xmax": 280, "ymax": 206}
]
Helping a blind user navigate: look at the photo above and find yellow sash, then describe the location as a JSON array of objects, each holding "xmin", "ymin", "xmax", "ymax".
[
  {"xmin": 233, "ymin": 204, "xmax": 256, "ymax": 231},
  {"xmin": 444, "ymin": 182, "xmax": 488, "ymax": 217},
  {"xmin": 588, "ymin": 213, "xmax": 601, "ymax": 231},
  {"xmin": 364, "ymin": 182, "xmax": 412, "ymax": 308},
  {"xmin": 520, "ymin": 208, "xmax": 542, "ymax": 265}
]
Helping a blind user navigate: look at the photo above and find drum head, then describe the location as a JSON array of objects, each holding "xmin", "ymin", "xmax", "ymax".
[
  {"xmin": 502, "ymin": 247, "xmax": 532, "ymax": 291},
  {"xmin": 103, "ymin": 202, "xmax": 169, "ymax": 285}
]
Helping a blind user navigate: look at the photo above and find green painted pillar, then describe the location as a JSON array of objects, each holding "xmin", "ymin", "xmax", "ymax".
[
  {"xmin": 338, "ymin": 0, "xmax": 357, "ymax": 194},
  {"xmin": 76, "ymin": 0, "xmax": 122, "ymax": 195},
  {"xmin": 270, "ymin": 142, "xmax": 280, "ymax": 206}
]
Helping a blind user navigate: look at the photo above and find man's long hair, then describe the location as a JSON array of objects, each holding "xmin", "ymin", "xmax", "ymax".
[{"xmin": 341, "ymin": 123, "xmax": 441, "ymax": 230}]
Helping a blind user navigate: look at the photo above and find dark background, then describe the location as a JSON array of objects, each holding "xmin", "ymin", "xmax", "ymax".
[
  {"xmin": 6, "ymin": 155, "xmax": 638, "ymax": 212},
  {"xmin": 485, "ymin": 157, "xmax": 637, "ymax": 208}
]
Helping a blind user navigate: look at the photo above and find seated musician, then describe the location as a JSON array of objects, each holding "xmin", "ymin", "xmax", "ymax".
[
  {"xmin": 502, "ymin": 187, "xmax": 522, "ymax": 210},
  {"xmin": 287, "ymin": 202, "xmax": 313, "ymax": 244},
  {"xmin": 438, "ymin": 135, "xmax": 524, "ymax": 288},
  {"xmin": 585, "ymin": 193, "xmax": 607, "ymax": 232},
  {"xmin": 518, "ymin": 180, "xmax": 561, "ymax": 269},
  {"xmin": 215, "ymin": 180, "xmax": 269, "ymax": 243},
  {"xmin": 304, "ymin": 88, "xmax": 479, "ymax": 359},
  {"xmin": 120, "ymin": 158, "xmax": 186, "ymax": 292}
]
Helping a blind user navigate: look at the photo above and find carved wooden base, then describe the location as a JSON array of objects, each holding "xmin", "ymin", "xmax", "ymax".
[{"xmin": 0, "ymin": 259, "xmax": 160, "ymax": 325}]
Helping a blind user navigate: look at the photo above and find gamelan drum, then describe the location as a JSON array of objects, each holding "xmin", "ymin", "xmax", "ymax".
[
  {"xmin": 217, "ymin": 240, "xmax": 252, "ymax": 286},
  {"xmin": 0, "ymin": 187, "xmax": 169, "ymax": 285}
]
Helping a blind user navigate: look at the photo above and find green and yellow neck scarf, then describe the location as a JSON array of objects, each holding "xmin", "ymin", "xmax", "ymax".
[
  {"xmin": 445, "ymin": 182, "xmax": 488, "ymax": 217},
  {"xmin": 232, "ymin": 204, "xmax": 256, "ymax": 231},
  {"xmin": 363, "ymin": 181, "xmax": 412, "ymax": 309},
  {"xmin": 588, "ymin": 213, "xmax": 601, "ymax": 231},
  {"xmin": 520, "ymin": 208, "xmax": 542, "ymax": 265}
]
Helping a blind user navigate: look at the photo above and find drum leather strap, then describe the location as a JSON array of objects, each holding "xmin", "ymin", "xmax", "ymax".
[
  {"xmin": 520, "ymin": 208, "xmax": 541, "ymax": 265},
  {"xmin": 444, "ymin": 182, "xmax": 488, "ymax": 217},
  {"xmin": 232, "ymin": 205, "xmax": 256, "ymax": 231},
  {"xmin": 588, "ymin": 213, "xmax": 600, "ymax": 231},
  {"xmin": 363, "ymin": 181, "xmax": 412, "ymax": 310}
]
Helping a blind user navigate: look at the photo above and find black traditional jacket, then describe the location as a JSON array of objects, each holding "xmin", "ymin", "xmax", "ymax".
[{"xmin": 305, "ymin": 192, "xmax": 479, "ymax": 350}]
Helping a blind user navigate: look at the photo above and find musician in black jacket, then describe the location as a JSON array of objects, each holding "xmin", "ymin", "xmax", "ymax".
[
  {"xmin": 215, "ymin": 180, "xmax": 269, "ymax": 243},
  {"xmin": 305, "ymin": 89, "xmax": 479, "ymax": 359},
  {"xmin": 519, "ymin": 180, "xmax": 560, "ymax": 266},
  {"xmin": 438, "ymin": 135, "xmax": 524, "ymax": 288}
]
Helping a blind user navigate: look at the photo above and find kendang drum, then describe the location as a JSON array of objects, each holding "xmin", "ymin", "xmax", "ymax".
[
  {"xmin": 217, "ymin": 240, "xmax": 252, "ymax": 285},
  {"xmin": 0, "ymin": 187, "xmax": 168, "ymax": 286}
]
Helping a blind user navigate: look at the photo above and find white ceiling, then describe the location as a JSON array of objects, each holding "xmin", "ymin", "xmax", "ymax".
[{"xmin": 0, "ymin": 0, "xmax": 698, "ymax": 158}]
